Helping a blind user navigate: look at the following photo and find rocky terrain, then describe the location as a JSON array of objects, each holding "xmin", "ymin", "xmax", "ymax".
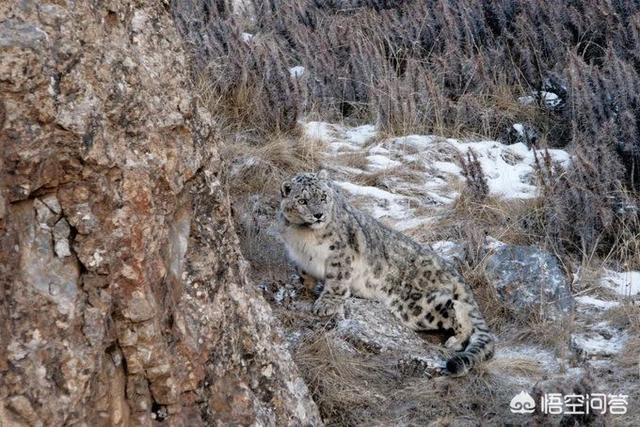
[{"xmin": 234, "ymin": 121, "xmax": 640, "ymax": 426}]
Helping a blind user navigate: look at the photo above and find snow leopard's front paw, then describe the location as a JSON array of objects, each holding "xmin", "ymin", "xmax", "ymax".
[{"xmin": 313, "ymin": 296, "xmax": 345, "ymax": 317}]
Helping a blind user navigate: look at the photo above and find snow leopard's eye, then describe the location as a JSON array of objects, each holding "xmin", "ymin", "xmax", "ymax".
[
  {"xmin": 298, "ymin": 199, "xmax": 307, "ymax": 205},
  {"xmin": 320, "ymin": 194, "xmax": 327, "ymax": 202}
]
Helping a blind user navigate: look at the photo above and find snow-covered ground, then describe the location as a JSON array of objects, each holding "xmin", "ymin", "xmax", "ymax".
[
  {"xmin": 303, "ymin": 121, "xmax": 636, "ymax": 278},
  {"xmin": 304, "ymin": 121, "xmax": 570, "ymax": 227}
]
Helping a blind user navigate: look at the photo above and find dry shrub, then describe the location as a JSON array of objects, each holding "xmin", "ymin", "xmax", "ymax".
[
  {"xmin": 177, "ymin": 0, "xmax": 640, "ymax": 168},
  {"xmin": 174, "ymin": 0, "xmax": 303, "ymax": 135},
  {"xmin": 458, "ymin": 149, "xmax": 489, "ymax": 202},
  {"xmin": 534, "ymin": 147, "xmax": 640, "ymax": 268}
]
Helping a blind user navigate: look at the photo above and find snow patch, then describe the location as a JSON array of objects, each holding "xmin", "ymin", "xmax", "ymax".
[
  {"xmin": 432, "ymin": 161, "xmax": 462, "ymax": 175},
  {"xmin": 383, "ymin": 134, "xmax": 570, "ymax": 199},
  {"xmin": 571, "ymin": 330, "xmax": 627, "ymax": 357},
  {"xmin": 518, "ymin": 91, "xmax": 562, "ymax": 109},
  {"xmin": 444, "ymin": 140, "xmax": 569, "ymax": 199},
  {"xmin": 541, "ymin": 91, "xmax": 561, "ymax": 107},
  {"xmin": 392, "ymin": 135, "xmax": 438, "ymax": 151},
  {"xmin": 303, "ymin": 121, "xmax": 377, "ymax": 152},
  {"xmin": 369, "ymin": 146, "xmax": 390, "ymax": 155},
  {"xmin": 366, "ymin": 154, "xmax": 401, "ymax": 170},
  {"xmin": 601, "ymin": 270, "xmax": 640, "ymax": 297},
  {"xmin": 575, "ymin": 295, "xmax": 620, "ymax": 309},
  {"xmin": 304, "ymin": 121, "xmax": 337, "ymax": 144},
  {"xmin": 289, "ymin": 66, "xmax": 305, "ymax": 78},
  {"xmin": 513, "ymin": 123, "xmax": 525, "ymax": 135},
  {"xmin": 302, "ymin": 120, "xmax": 571, "ymax": 232},
  {"xmin": 335, "ymin": 181, "xmax": 413, "ymax": 220},
  {"xmin": 344, "ymin": 125, "xmax": 377, "ymax": 146}
]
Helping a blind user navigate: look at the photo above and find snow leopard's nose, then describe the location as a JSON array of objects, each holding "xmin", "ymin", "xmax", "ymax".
[{"xmin": 313, "ymin": 213, "xmax": 324, "ymax": 220}]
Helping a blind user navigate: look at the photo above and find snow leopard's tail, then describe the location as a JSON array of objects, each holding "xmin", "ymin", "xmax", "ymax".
[{"xmin": 446, "ymin": 316, "xmax": 495, "ymax": 376}]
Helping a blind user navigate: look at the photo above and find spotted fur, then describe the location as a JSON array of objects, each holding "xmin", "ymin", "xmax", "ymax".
[{"xmin": 279, "ymin": 171, "xmax": 495, "ymax": 376}]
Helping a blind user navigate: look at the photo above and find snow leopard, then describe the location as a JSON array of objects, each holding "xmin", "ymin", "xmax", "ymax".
[{"xmin": 279, "ymin": 170, "xmax": 495, "ymax": 376}]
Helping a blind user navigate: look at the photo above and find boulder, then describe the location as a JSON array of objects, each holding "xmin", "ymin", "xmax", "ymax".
[
  {"xmin": 484, "ymin": 245, "xmax": 574, "ymax": 319},
  {"xmin": 336, "ymin": 299, "xmax": 443, "ymax": 374}
]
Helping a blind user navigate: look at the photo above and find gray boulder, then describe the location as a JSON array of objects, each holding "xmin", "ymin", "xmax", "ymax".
[{"xmin": 484, "ymin": 245, "xmax": 574, "ymax": 319}]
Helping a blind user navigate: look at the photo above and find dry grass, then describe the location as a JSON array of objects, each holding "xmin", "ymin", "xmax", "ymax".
[
  {"xmin": 606, "ymin": 209, "xmax": 640, "ymax": 271},
  {"xmin": 479, "ymin": 355, "xmax": 544, "ymax": 377},
  {"xmin": 604, "ymin": 303, "xmax": 640, "ymax": 335},
  {"xmin": 177, "ymin": 0, "xmax": 640, "ymax": 179},
  {"xmin": 293, "ymin": 326, "xmax": 547, "ymax": 426},
  {"xmin": 383, "ymin": 357, "xmax": 543, "ymax": 425},
  {"xmin": 423, "ymin": 193, "xmax": 546, "ymax": 250},
  {"xmin": 294, "ymin": 331, "xmax": 394, "ymax": 425},
  {"xmin": 514, "ymin": 316, "xmax": 574, "ymax": 355},
  {"xmin": 334, "ymin": 151, "xmax": 370, "ymax": 170},
  {"xmin": 178, "ymin": 0, "xmax": 640, "ymax": 269},
  {"xmin": 351, "ymin": 166, "xmax": 424, "ymax": 188},
  {"xmin": 220, "ymin": 134, "xmax": 326, "ymax": 196},
  {"xmin": 616, "ymin": 335, "xmax": 640, "ymax": 371}
]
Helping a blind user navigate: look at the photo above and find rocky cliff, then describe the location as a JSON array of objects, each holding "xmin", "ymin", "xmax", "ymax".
[{"xmin": 0, "ymin": 1, "xmax": 320, "ymax": 425}]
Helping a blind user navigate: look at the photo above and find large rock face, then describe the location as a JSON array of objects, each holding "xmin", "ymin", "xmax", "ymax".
[{"xmin": 0, "ymin": 1, "xmax": 320, "ymax": 426}]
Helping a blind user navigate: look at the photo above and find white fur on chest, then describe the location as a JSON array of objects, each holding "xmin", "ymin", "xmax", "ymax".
[{"xmin": 281, "ymin": 227, "xmax": 331, "ymax": 280}]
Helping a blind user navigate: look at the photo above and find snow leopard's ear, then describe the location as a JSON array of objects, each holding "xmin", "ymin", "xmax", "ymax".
[
  {"xmin": 281, "ymin": 180, "xmax": 292, "ymax": 197},
  {"xmin": 316, "ymin": 169, "xmax": 329, "ymax": 180}
]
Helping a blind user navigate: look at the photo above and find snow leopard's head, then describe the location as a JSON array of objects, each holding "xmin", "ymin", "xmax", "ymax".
[{"xmin": 280, "ymin": 170, "xmax": 335, "ymax": 229}]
